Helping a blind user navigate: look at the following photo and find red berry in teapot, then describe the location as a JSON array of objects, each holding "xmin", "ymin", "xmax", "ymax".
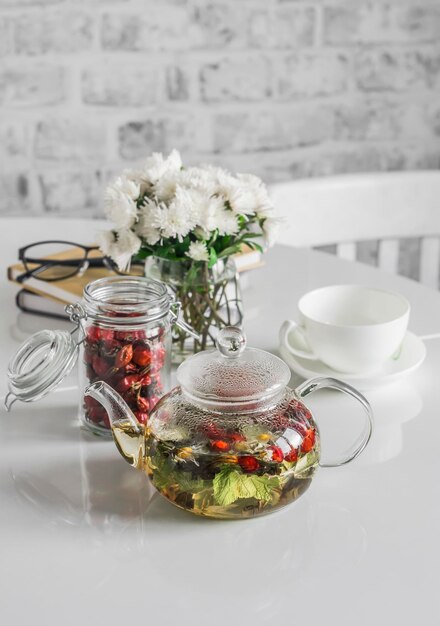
[
  {"xmin": 238, "ymin": 456, "xmax": 261, "ymax": 472},
  {"xmin": 210, "ymin": 440, "xmax": 231, "ymax": 452}
]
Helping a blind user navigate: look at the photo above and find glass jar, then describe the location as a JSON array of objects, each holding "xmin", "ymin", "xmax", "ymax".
[
  {"xmin": 5, "ymin": 276, "xmax": 197, "ymax": 437},
  {"xmin": 145, "ymin": 256, "xmax": 242, "ymax": 363},
  {"xmin": 79, "ymin": 276, "xmax": 173, "ymax": 436}
]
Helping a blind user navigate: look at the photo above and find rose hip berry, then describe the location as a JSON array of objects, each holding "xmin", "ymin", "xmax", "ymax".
[
  {"xmin": 116, "ymin": 374, "xmax": 139, "ymax": 393},
  {"xmin": 230, "ymin": 432, "xmax": 246, "ymax": 443},
  {"xmin": 87, "ymin": 327, "xmax": 114, "ymax": 343},
  {"xmin": 268, "ymin": 445, "xmax": 284, "ymax": 463},
  {"xmin": 115, "ymin": 344, "xmax": 133, "ymax": 368},
  {"xmin": 301, "ymin": 428, "xmax": 316, "ymax": 453},
  {"xmin": 140, "ymin": 374, "xmax": 152, "ymax": 386},
  {"xmin": 92, "ymin": 355, "xmax": 109, "ymax": 377},
  {"xmin": 285, "ymin": 447, "xmax": 298, "ymax": 463},
  {"xmin": 202, "ymin": 423, "xmax": 228, "ymax": 440},
  {"xmin": 132, "ymin": 346, "xmax": 151, "ymax": 367},
  {"xmin": 87, "ymin": 406, "xmax": 107, "ymax": 424},
  {"xmin": 238, "ymin": 456, "xmax": 261, "ymax": 472},
  {"xmin": 211, "ymin": 440, "xmax": 231, "ymax": 452}
]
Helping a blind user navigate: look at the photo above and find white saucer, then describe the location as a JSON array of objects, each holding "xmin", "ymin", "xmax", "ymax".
[{"xmin": 279, "ymin": 331, "xmax": 426, "ymax": 390}]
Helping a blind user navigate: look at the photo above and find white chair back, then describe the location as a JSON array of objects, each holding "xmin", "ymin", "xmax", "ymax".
[{"xmin": 269, "ymin": 171, "xmax": 440, "ymax": 288}]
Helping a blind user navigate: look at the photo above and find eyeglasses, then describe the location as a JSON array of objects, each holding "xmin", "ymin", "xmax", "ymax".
[{"xmin": 16, "ymin": 240, "xmax": 143, "ymax": 284}]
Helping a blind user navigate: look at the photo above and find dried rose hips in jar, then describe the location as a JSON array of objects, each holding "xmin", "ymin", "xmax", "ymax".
[
  {"xmin": 80, "ymin": 277, "xmax": 172, "ymax": 435},
  {"xmin": 82, "ymin": 322, "xmax": 169, "ymax": 434}
]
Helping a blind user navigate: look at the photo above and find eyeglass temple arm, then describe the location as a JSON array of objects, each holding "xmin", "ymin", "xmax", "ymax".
[
  {"xmin": 23, "ymin": 257, "xmax": 101, "ymax": 267},
  {"xmin": 14, "ymin": 265, "xmax": 54, "ymax": 284},
  {"xmin": 19, "ymin": 242, "xmax": 99, "ymax": 255}
]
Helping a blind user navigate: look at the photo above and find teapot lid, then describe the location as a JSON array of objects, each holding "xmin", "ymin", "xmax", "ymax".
[{"xmin": 176, "ymin": 326, "xmax": 291, "ymax": 407}]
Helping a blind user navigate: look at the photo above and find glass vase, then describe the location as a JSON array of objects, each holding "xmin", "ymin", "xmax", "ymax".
[{"xmin": 144, "ymin": 256, "xmax": 243, "ymax": 363}]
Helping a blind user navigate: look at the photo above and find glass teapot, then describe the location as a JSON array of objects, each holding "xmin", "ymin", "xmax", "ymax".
[{"xmin": 86, "ymin": 327, "xmax": 373, "ymax": 520}]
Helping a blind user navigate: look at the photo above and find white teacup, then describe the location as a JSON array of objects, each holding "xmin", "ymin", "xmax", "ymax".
[{"xmin": 280, "ymin": 285, "xmax": 410, "ymax": 374}]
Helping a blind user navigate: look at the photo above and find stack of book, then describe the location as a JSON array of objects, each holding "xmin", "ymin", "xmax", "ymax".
[{"xmin": 7, "ymin": 245, "xmax": 263, "ymax": 320}]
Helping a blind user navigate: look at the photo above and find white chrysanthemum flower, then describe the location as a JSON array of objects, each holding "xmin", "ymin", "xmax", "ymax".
[
  {"xmin": 96, "ymin": 228, "xmax": 141, "ymax": 271},
  {"xmin": 217, "ymin": 209, "xmax": 239, "ymax": 236},
  {"xmin": 261, "ymin": 216, "xmax": 282, "ymax": 247},
  {"xmin": 123, "ymin": 167, "xmax": 151, "ymax": 195},
  {"xmin": 114, "ymin": 229, "xmax": 142, "ymax": 269},
  {"xmin": 157, "ymin": 186, "xmax": 196, "ymax": 241},
  {"xmin": 96, "ymin": 230, "xmax": 115, "ymax": 258},
  {"xmin": 103, "ymin": 176, "xmax": 139, "ymax": 229},
  {"xmin": 143, "ymin": 149, "xmax": 182, "ymax": 185},
  {"xmin": 178, "ymin": 166, "xmax": 218, "ymax": 196},
  {"xmin": 123, "ymin": 167, "xmax": 142, "ymax": 184},
  {"xmin": 256, "ymin": 205, "xmax": 275, "ymax": 219},
  {"xmin": 136, "ymin": 198, "xmax": 162, "ymax": 245},
  {"xmin": 186, "ymin": 241, "xmax": 209, "ymax": 262},
  {"xmin": 200, "ymin": 164, "xmax": 232, "ymax": 184},
  {"xmin": 237, "ymin": 173, "xmax": 273, "ymax": 213},
  {"xmin": 215, "ymin": 172, "xmax": 256, "ymax": 216},
  {"xmin": 114, "ymin": 175, "xmax": 140, "ymax": 200},
  {"xmin": 150, "ymin": 206, "xmax": 170, "ymax": 233},
  {"xmin": 195, "ymin": 193, "xmax": 228, "ymax": 233},
  {"xmin": 227, "ymin": 185, "xmax": 258, "ymax": 216},
  {"xmin": 154, "ymin": 171, "xmax": 179, "ymax": 203}
]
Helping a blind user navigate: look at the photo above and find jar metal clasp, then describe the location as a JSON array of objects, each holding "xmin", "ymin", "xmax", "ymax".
[
  {"xmin": 65, "ymin": 302, "xmax": 88, "ymax": 343},
  {"xmin": 169, "ymin": 300, "xmax": 201, "ymax": 341}
]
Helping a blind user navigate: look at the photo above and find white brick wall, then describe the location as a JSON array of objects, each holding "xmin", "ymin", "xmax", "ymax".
[{"xmin": 1, "ymin": 0, "xmax": 440, "ymax": 217}]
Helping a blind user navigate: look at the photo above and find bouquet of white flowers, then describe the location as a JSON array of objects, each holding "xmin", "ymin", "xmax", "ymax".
[
  {"xmin": 98, "ymin": 150, "xmax": 279, "ymax": 271},
  {"xmin": 98, "ymin": 150, "xmax": 279, "ymax": 357}
]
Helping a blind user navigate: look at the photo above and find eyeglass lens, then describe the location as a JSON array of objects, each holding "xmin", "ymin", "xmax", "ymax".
[{"xmin": 22, "ymin": 242, "xmax": 89, "ymax": 280}]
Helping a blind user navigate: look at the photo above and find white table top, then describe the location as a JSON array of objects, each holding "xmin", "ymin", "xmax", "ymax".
[{"xmin": 1, "ymin": 218, "xmax": 440, "ymax": 625}]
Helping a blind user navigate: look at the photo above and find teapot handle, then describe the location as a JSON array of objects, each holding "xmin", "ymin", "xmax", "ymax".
[{"xmin": 294, "ymin": 377, "xmax": 373, "ymax": 468}]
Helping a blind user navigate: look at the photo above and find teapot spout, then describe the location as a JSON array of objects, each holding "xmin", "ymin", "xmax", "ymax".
[{"xmin": 85, "ymin": 381, "xmax": 144, "ymax": 470}]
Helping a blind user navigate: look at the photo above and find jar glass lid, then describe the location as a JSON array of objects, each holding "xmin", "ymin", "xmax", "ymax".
[
  {"xmin": 5, "ymin": 328, "xmax": 79, "ymax": 410},
  {"xmin": 176, "ymin": 326, "xmax": 291, "ymax": 407}
]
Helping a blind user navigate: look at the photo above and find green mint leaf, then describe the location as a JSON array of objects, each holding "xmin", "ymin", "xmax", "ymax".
[
  {"xmin": 213, "ymin": 465, "xmax": 239, "ymax": 506},
  {"xmin": 246, "ymin": 474, "xmax": 278, "ymax": 503},
  {"xmin": 213, "ymin": 465, "xmax": 280, "ymax": 506},
  {"xmin": 150, "ymin": 455, "xmax": 175, "ymax": 490},
  {"xmin": 176, "ymin": 472, "xmax": 208, "ymax": 494},
  {"xmin": 151, "ymin": 453, "xmax": 208, "ymax": 494}
]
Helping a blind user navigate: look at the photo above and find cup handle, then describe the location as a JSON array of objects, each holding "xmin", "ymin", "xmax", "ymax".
[
  {"xmin": 279, "ymin": 320, "xmax": 317, "ymax": 360},
  {"xmin": 294, "ymin": 377, "xmax": 374, "ymax": 468}
]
